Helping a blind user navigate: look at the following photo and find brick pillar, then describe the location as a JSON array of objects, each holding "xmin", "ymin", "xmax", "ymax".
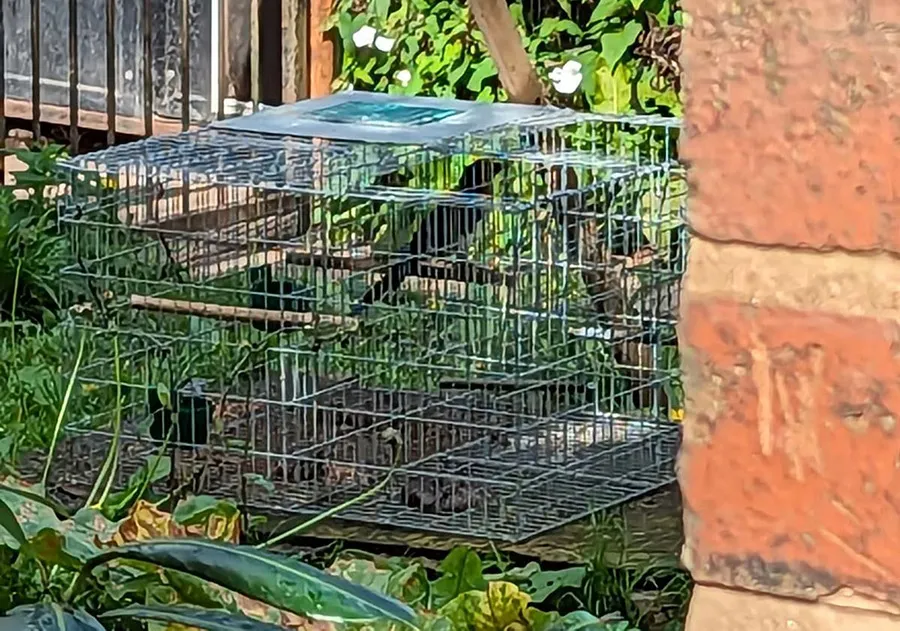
[{"xmin": 678, "ymin": 0, "xmax": 900, "ymax": 628}]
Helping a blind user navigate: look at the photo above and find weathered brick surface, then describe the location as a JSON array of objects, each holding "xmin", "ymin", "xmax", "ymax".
[
  {"xmin": 680, "ymin": 0, "xmax": 900, "ymax": 252},
  {"xmin": 687, "ymin": 585, "xmax": 900, "ymax": 630},
  {"xmin": 678, "ymin": 297, "xmax": 900, "ymax": 600}
]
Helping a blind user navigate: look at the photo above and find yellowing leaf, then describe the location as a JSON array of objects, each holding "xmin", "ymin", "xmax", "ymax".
[{"xmin": 439, "ymin": 582, "xmax": 532, "ymax": 631}]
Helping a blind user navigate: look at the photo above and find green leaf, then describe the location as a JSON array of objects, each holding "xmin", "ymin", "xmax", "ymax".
[
  {"xmin": 0, "ymin": 604, "xmax": 104, "ymax": 631},
  {"xmin": 547, "ymin": 611, "xmax": 618, "ymax": 631},
  {"xmin": 447, "ymin": 58, "xmax": 472, "ymax": 89},
  {"xmin": 173, "ymin": 495, "xmax": 239, "ymax": 527},
  {"xmin": 438, "ymin": 582, "xmax": 531, "ymax": 631},
  {"xmin": 467, "ymin": 58, "xmax": 498, "ymax": 93},
  {"xmin": 600, "ymin": 22, "xmax": 643, "ymax": 70},
  {"xmin": 81, "ymin": 539, "xmax": 417, "ymax": 624},
  {"xmin": 105, "ymin": 455, "xmax": 172, "ymax": 520},
  {"xmin": 0, "ymin": 481, "xmax": 63, "ymax": 548},
  {"xmin": 432, "ymin": 547, "xmax": 487, "ymax": 608},
  {"xmin": 589, "ymin": 0, "xmax": 625, "ymax": 25},
  {"xmin": 156, "ymin": 382, "xmax": 171, "ymax": 409},
  {"xmin": 0, "ymin": 493, "xmax": 26, "ymax": 548},
  {"xmin": 630, "ymin": 0, "xmax": 644, "ymax": 8},
  {"xmin": 101, "ymin": 604, "xmax": 286, "ymax": 631},
  {"xmin": 556, "ymin": 0, "xmax": 572, "ymax": 16},
  {"xmin": 524, "ymin": 567, "xmax": 586, "ymax": 603},
  {"xmin": 373, "ymin": 0, "xmax": 391, "ymax": 20},
  {"xmin": 476, "ymin": 86, "xmax": 495, "ymax": 102}
]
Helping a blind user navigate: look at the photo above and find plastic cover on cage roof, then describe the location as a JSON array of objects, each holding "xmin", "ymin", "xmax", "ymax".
[{"xmin": 209, "ymin": 91, "xmax": 579, "ymax": 146}]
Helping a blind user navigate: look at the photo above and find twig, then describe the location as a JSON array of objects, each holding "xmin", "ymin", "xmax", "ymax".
[{"xmin": 129, "ymin": 294, "xmax": 358, "ymax": 330}]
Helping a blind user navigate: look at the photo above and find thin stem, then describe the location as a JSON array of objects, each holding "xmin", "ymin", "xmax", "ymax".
[
  {"xmin": 41, "ymin": 332, "xmax": 87, "ymax": 489},
  {"xmin": 88, "ymin": 336, "xmax": 122, "ymax": 508},
  {"xmin": 10, "ymin": 258, "xmax": 22, "ymax": 348},
  {"xmin": 257, "ymin": 451, "xmax": 399, "ymax": 550}
]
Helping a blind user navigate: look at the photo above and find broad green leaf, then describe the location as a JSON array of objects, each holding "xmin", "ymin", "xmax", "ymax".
[
  {"xmin": 328, "ymin": 557, "xmax": 429, "ymax": 604},
  {"xmin": 104, "ymin": 455, "xmax": 172, "ymax": 520},
  {"xmin": 524, "ymin": 567, "xmax": 587, "ymax": 603},
  {"xmin": 547, "ymin": 611, "xmax": 620, "ymax": 631},
  {"xmin": 448, "ymin": 59, "xmax": 472, "ymax": 89},
  {"xmin": 0, "ymin": 493, "xmax": 26, "ymax": 547},
  {"xmin": 0, "ymin": 479, "xmax": 63, "ymax": 548},
  {"xmin": 557, "ymin": 0, "xmax": 572, "ymax": 16},
  {"xmin": 476, "ymin": 86, "xmax": 495, "ymax": 103},
  {"xmin": 589, "ymin": 0, "xmax": 625, "ymax": 25},
  {"xmin": 438, "ymin": 582, "xmax": 531, "ymax": 631},
  {"xmin": 592, "ymin": 62, "xmax": 635, "ymax": 114},
  {"xmin": 431, "ymin": 547, "xmax": 487, "ymax": 608},
  {"xmin": 373, "ymin": 0, "xmax": 391, "ymax": 20},
  {"xmin": 173, "ymin": 495, "xmax": 240, "ymax": 527},
  {"xmin": 100, "ymin": 604, "xmax": 286, "ymax": 631},
  {"xmin": 82, "ymin": 539, "xmax": 417, "ymax": 624},
  {"xmin": 600, "ymin": 22, "xmax": 643, "ymax": 70},
  {"xmin": 0, "ymin": 604, "xmax": 104, "ymax": 631}
]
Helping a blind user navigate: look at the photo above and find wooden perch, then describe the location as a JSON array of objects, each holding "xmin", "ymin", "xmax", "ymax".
[
  {"xmin": 129, "ymin": 295, "xmax": 358, "ymax": 330},
  {"xmin": 467, "ymin": 0, "xmax": 543, "ymax": 104}
]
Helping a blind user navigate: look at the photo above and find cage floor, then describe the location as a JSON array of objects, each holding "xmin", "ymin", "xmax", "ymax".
[{"xmin": 56, "ymin": 419, "xmax": 679, "ymax": 542}]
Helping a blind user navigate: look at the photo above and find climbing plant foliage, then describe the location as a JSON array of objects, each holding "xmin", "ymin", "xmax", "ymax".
[{"xmin": 327, "ymin": 0, "xmax": 683, "ymax": 116}]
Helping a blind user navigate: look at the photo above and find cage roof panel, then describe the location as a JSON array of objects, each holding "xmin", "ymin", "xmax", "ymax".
[{"xmin": 209, "ymin": 91, "xmax": 576, "ymax": 145}]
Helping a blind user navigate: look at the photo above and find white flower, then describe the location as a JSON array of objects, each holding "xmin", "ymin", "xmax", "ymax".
[
  {"xmin": 561, "ymin": 59, "xmax": 582, "ymax": 75},
  {"xmin": 549, "ymin": 60, "xmax": 583, "ymax": 95},
  {"xmin": 374, "ymin": 35, "xmax": 396, "ymax": 52},
  {"xmin": 352, "ymin": 25, "xmax": 377, "ymax": 48},
  {"xmin": 396, "ymin": 69, "xmax": 412, "ymax": 86}
]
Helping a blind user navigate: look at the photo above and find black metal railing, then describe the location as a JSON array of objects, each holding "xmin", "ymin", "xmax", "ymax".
[{"xmin": 1, "ymin": 0, "xmax": 301, "ymax": 180}]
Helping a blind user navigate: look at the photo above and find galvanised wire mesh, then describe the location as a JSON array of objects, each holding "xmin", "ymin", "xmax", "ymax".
[{"xmin": 55, "ymin": 95, "xmax": 685, "ymax": 542}]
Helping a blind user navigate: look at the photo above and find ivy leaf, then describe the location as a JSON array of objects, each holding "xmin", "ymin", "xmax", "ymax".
[
  {"xmin": 476, "ymin": 86, "xmax": 494, "ymax": 102},
  {"xmin": 599, "ymin": 22, "xmax": 643, "ymax": 70},
  {"xmin": 467, "ymin": 58, "xmax": 498, "ymax": 92},
  {"xmin": 556, "ymin": 0, "xmax": 572, "ymax": 16},
  {"xmin": 539, "ymin": 18, "xmax": 583, "ymax": 39},
  {"xmin": 447, "ymin": 58, "xmax": 472, "ymax": 89}
]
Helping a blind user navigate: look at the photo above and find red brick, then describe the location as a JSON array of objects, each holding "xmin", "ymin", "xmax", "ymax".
[
  {"xmin": 678, "ymin": 298, "xmax": 900, "ymax": 600},
  {"xmin": 681, "ymin": 0, "xmax": 900, "ymax": 253}
]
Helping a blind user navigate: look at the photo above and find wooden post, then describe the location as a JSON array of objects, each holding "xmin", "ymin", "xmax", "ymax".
[
  {"xmin": 308, "ymin": 0, "xmax": 334, "ymax": 98},
  {"xmin": 467, "ymin": 0, "xmax": 542, "ymax": 105},
  {"xmin": 250, "ymin": 0, "xmax": 261, "ymax": 106},
  {"xmin": 282, "ymin": 0, "xmax": 309, "ymax": 102}
]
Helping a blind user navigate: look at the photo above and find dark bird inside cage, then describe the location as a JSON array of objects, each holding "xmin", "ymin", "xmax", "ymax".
[
  {"xmin": 402, "ymin": 478, "xmax": 482, "ymax": 515},
  {"xmin": 548, "ymin": 166, "xmax": 684, "ymax": 417},
  {"xmin": 248, "ymin": 264, "xmax": 312, "ymax": 333},
  {"xmin": 354, "ymin": 159, "xmax": 504, "ymax": 311},
  {"xmin": 148, "ymin": 378, "xmax": 211, "ymax": 446}
]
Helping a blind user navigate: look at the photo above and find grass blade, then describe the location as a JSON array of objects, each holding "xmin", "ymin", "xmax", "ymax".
[{"xmin": 42, "ymin": 331, "xmax": 87, "ymax": 489}]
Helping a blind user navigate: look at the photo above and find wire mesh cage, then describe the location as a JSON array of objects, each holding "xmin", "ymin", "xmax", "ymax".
[{"xmin": 55, "ymin": 94, "xmax": 685, "ymax": 542}]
